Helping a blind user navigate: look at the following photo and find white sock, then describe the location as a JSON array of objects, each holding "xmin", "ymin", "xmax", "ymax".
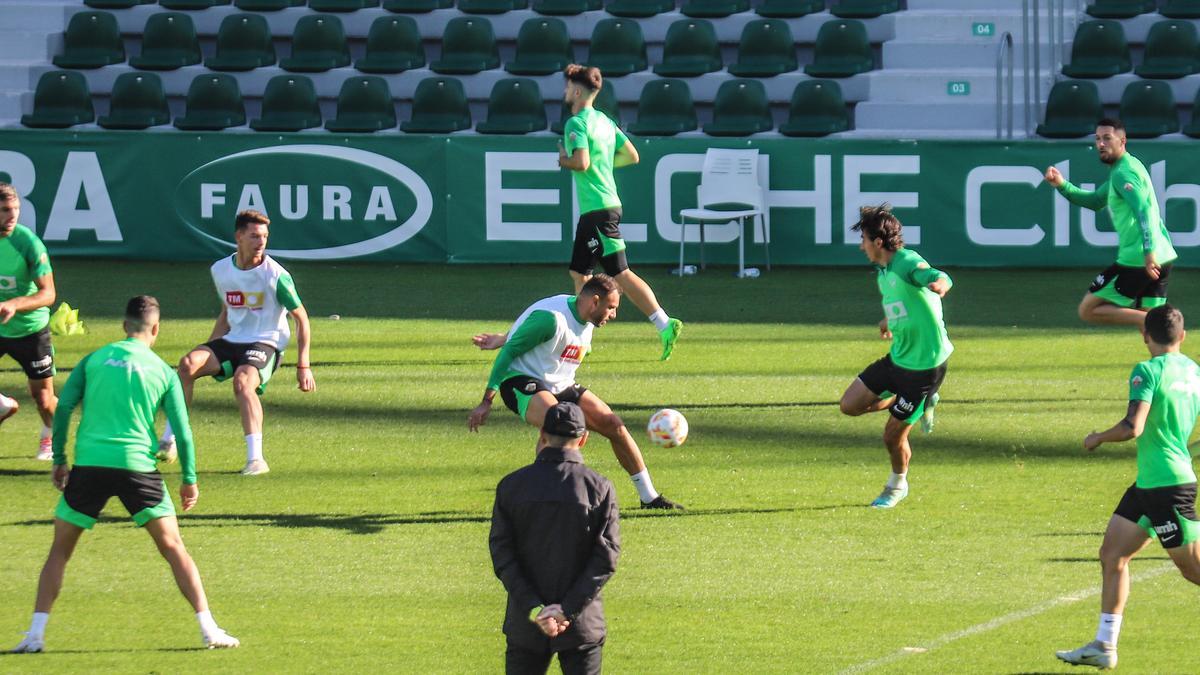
[
  {"xmin": 630, "ymin": 469, "xmax": 658, "ymax": 503},
  {"xmin": 1096, "ymin": 612, "xmax": 1122, "ymax": 646},
  {"xmin": 246, "ymin": 433, "xmax": 263, "ymax": 462},
  {"xmin": 162, "ymin": 421, "xmax": 175, "ymax": 444},
  {"xmin": 39, "ymin": 425, "xmax": 51, "ymax": 440},
  {"xmin": 886, "ymin": 472, "xmax": 907, "ymax": 490},
  {"xmin": 648, "ymin": 310, "xmax": 670, "ymax": 332},
  {"xmin": 196, "ymin": 610, "xmax": 220, "ymax": 637},
  {"xmin": 28, "ymin": 612, "xmax": 48, "ymax": 638}
]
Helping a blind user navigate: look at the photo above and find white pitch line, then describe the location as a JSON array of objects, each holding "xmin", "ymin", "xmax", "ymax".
[{"xmin": 839, "ymin": 564, "xmax": 1176, "ymax": 674}]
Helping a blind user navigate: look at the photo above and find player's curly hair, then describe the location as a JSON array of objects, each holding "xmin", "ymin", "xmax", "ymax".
[
  {"xmin": 564, "ymin": 64, "xmax": 602, "ymax": 92},
  {"xmin": 581, "ymin": 274, "xmax": 619, "ymax": 298},
  {"xmin": 235, "ymin": 209, "xmax": 270, "ymax": 233},
  {"xmin": 0, "ymin": 182, "xmax": 19, "ymax": 203},
  {"xmin": 852, "ymin": 204, "xmax": 904, "ymax": 252}
]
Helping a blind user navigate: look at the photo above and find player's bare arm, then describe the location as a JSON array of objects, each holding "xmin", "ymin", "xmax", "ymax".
[
  {"xmin": 0, "ymin": 273, "xmax": 54, "ymax": 324},
  {"xmin": 290, "ymin": 305, "xmax": 315, "ymax": 392},
  {"xmin": 878, "ymin": 318, "xmax": 892, "ymax": 340},
  {"xmin": 928, "ymin": 277, "xmax": 951, "ymax": 297},
  {"xmin": 613, "ymin": 142, "xmax": 639, "ymax": 168},
  {"xmin": 472, "ymin": 333, "xmax": 506, "ymax": 350},
  {"xmin": 558, "ymin": 142, "xmax": 590, "ymax": 172},
  {"xmin": 468, "ymin": 389, "xmax": 496, "ymax": 431},
  {"xmin": 1044, "ymin": 166, "xmax": 1065, "ymax": 187},
  {"xmin": 1084, "ymin": 401, "xmax": 1149, "ymax": 451},
  {"xmin": 208, "ymin": 307, "xmax": 230, "ymax": 342}
]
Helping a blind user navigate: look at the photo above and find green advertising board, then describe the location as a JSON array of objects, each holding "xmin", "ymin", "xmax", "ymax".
[{"xmin": 0, "ymin": 129, "xmax": 1196, "ymax": 268}]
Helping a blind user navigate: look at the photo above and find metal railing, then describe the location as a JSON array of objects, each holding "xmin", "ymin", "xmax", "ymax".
[
  {"xmin": 1023, "ymin": 0, "xmax": 1083, "ymax": 136},
  {"xmin": 996, "ymin": 31, "xmax": 1015, "ymax": 139}
]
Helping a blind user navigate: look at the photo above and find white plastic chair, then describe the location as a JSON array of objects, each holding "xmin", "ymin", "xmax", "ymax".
[{"xmin": 677, "ymin": 148, "xmax": 769, "ymax": 278}]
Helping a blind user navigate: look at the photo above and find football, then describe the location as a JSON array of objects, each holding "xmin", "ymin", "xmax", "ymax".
[{"xmin": 647, "ymin": 409, "xmax": 688, "ymax": 448}]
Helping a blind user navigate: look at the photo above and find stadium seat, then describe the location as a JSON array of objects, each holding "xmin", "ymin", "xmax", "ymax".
[
  {"xmin": 606, "ymin": 0, "xmax": 672, "ymax": 18},
  {"xmin": 476, "ymin": 78, "xmax": 547, "ymax": 134},
  {"xmin": 250, "ymin": 75, "xmax": 322, "ymax": 131},
  {"xmin": 235, "ymin": 0, "xmax": 306, "ymax": 9},
  {"xmin": 757, "ymin": 0, "xmax": 824, "ymax": 18},
  {"xmin": 325, "ymin": 76, "xmax": 397, "ymax": 132},
  {"xmin": 1061, "ymin": 20, "xmax": 1131, "ymax": 78},
  {"xmin": 551, "ymin": 80, "xmax": 619, "ymax": 133},
  {"xmin": 586, "ymin": 19, "xmax": 647, "ymax": 76},
  {"xmin": 680, "ymin": 0, "xmax": 750, "ymax": 18},
  {"xmin": 779, "ymin": 80, "xmax": 848, "ymax": 136},
  {"xmin": 97, "ymin": 73, "xmax": 170, "ymax": 129},
  {"xmin": 54, "ymin": 11, "xmax": 125, "ymax": 69},
  {"xmin": 206, "ymin": 14, "xmax": 276, "ymax": 71},
  {"xmin": 84, "ymin": 0, "xmax": 153, "ymax": 7},
  {"xmin": 281, "ymin": 15, "xmax": 351, "ymax": 72},
  {"xmin": 1161, "ymin": 0, "xmax": 1200, "ymax": 18},
  {"xmin": 21, "ymin": 71, "xmax": 94, "ymax": 129},
  {"xmin": 533, "ymin": 0, "xmax": 602, "ymax": 15},
  {"xmin": 727, "ymin": 19, "xmax": 797, "ymax": 77},
  {"xmin": 1119, "ymin": 80, "xmax": 1179, "ymax": 137},
  {"xmin": 830, "ymin": 0, "xmax": 898, "ymax": 18},
  {"xmin": 130, "ymin": 13, "xmax": 202, "ymax": 71},
  {"xmin": 1036, "ymin": 80, "xmax": 1103, "ymax": 138},
  {"xmin": 356, "ymin": 16, "xmax": 425, "ymax": 73},
  {"xmin": 506, "ymin": 18, "xmax": 574, "ymax": 76},
  {"xmin": 1135, "ymin": 20, "xmax": 1200, "ymax": 78},
  {"xmin": 309, "ymin": 0, "xmax": 381, "ymax": 11},
  {"xmin": 401, "ymin": 77, "xmax": 472, "ymax": 132},
  {"xmin": 804, "ymin": 19, "xmax": 874, "ymax": 77},
  {"xmin": 430, "ymin": 18, "xmax": 500, "ymax": 74},
  {"xmin": 627, "ymin": 79, "xmax": 697, "ymax": 135},
  {"xmin": 160, "ymin": 0, "xmax": 231, "ymax": 9},
  {"xmin": 174, "ymin": 74, "xmax": 246, "ymax": 130},
  {"xmin": 459, "ymin": 0, "xmax": 528, "ymax": 13},
  {"xmin": 1085, "ymin": 0, "xmax": 1156, "ymax": 18},
  {"xmin": 703, "ymin": 79, "xmax": 773, "ymax": 136},
  {"xmin": 653, "ymin": 19, "xmax": 722, "ymax": 77},
  {"xmin": 382, "ymin": 0, "xmax": 453, "ymax": 11},
  {"xmin": 1183, "ymin": 88, "xmax": 1200, "ymax": 137}
]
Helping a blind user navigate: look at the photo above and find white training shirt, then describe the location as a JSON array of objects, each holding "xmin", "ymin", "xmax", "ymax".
[
  {"xmin": 508, "ymin": 295, "xmax": 593, "ymax": 394},
  {"xmin": 210, "ymin": 254, "xmax": 302, "ymax": 350}
]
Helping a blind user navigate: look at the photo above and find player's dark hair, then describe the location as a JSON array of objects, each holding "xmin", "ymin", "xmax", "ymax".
[
  {"xmin": 1145, "ymin": 304, "xmax": 1184, "ymax": 346},
  {"xmin": 1097, "ymin": 117, "xmax": 1125, "ymax": 135},
  {"xmin": 125, "ymin": 295, "xmax": 160, "ymax": 332},
  {"xmin": 564, "ymin": 64, "xmax": 602, "ymax": 92},
  {"xmin": 851, "ymin": 204, "xmax": 904, "ymax": 252},
  {"xmin": 0, "ymin": 182, "xmax": 18, "ymax": 203},
  {"xmin": 581, "ymin": 274, "xmax": 620, "ymax": 298},
  {"xmin": 235, "ymin": 210, "xmax": 270, "ymax": 232}
]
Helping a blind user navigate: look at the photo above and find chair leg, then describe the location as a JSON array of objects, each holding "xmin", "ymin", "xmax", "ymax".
[
  {"xmin": 737, "ymin": 216, "xmax": 745, "ymax": 277},
  {"xmin": 760, "ymin": 214, "xmax": 771, "ymax": 271},
  {"xmin": 699, "ymin": 221, "xmax": 706, "ymax": 270},
  {"xmin": 678, "ymin": 217, "xmax": 687, "ymax": 277}
]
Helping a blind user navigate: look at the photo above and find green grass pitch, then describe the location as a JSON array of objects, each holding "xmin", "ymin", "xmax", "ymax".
[{"xmin": 1, "ymin": 261, "xmax": 1199, "ymax": 674}]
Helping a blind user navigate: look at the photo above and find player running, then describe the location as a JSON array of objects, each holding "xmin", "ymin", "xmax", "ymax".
[
  {"xmin": 11, "ymin": 296, "xmax": 238, "ymax": 654},
  {"xmin": 0, "ymin": 183, "xmax": 58, "ymax": 460},
  {"xmin": 1056, "ymin": 304, "xmax": 1200, "ymax": 670},
  {"xmin": 839, "ymin": 205, "xmax": 953, "ymax": 509},
  {"xmin": 1044, "ymin": 118, "xmax": 1177, "ymax": 327},
  {"xmin": 558, "ymin": 64, "xmax": 683, "ymax": 361},
  {"xmin": 159, "ymin": 210, "xmax": 315, "ymax": 476},
  {"xmin": 468, "ymin": 275, "xmax": 683, "ymax": 510}
]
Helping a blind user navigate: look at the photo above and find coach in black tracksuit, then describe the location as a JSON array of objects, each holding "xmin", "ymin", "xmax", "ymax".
[{"xmin": 489, "ymin": 402, "xmax": 621, "ymax": 675}]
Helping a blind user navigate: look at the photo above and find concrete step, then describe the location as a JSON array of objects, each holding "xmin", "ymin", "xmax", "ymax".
[
  {"xmin": 867, "ymin": 68, "xmax": 1014, "ymax": 102},
  {"xmin": 884, "ymin": 39, "xmax": 1070, "ymax": 70},
  {"xmin": 892, "ymin": 10, "xmax": 1070, "ymax": 42},
  {"xmin": 0, "ymin": 32, "xmax": 58, "ymax": 61},
  {"xmin": 0, "ymin": 2, "xmax": 74, "ymax": 33},
  {"xmin": 854, "ymin": 100, "xmax": 1035, "ymax": 132}
]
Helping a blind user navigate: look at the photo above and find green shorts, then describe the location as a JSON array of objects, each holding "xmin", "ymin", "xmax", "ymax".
[
  {"xmin": 56, "ymin": 465, "xmax": 175, "ymax": 529},
  {"xmin": 499, "ymin": 375, "xmax": 588, "ymax": 421},
  {"xmin": 1088, "ymin": 263, "xmax": 1171, "ymax": 309}
]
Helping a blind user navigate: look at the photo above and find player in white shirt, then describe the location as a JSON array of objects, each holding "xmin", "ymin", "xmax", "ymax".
[{"xmin": 159, "ymin": 210, "xmax": 315, "ymax": 475}]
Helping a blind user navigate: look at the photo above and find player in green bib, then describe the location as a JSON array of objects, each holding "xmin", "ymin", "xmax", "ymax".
[
  {"xmin": 1044, "ymin": 118, "xmax": 1177, "ymax": 327},
  {"xmin": 559, "ymin": 64, "xmax": 683, "ymax": 362},
  {"xmin": 839, "ymin": 205, "xmax": 953, "ymax": 509},
  {"xmin": 11, "ymin": 296, "xmax": 238, "ymax": 654},
  {"xmin": 0, "ymin": 183, "xmax": 59, "ymax": 461},
  {"xmin": 1056, "ymin": 305, "xmax": 1200, "ymax": 670}
]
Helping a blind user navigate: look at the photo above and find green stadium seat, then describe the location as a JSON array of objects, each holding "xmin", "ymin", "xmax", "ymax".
[
  {"xmin": 401, "ymin": 77, "xmax": 472, "ymax": 132},
  {"xmin": 309, "ymin": 0, "xmax": 381, "ymax": 11},
  {"xmin": 533, "ymin": 0, "xmax": 601, "ymax": 15},
  {"xmin": 84, "ymin": 0, "xmax": 153, "ymax": 7},
  {"xmin": 779, "ymin": 80, "xmax": 848, "ymax": 137},
  {"xmin": 1162, "ymin": 0, "xmax": 1200, "ymax": 18},
  {"xmin": 1036, "ymin": 80, "xmax": 1103, "ymax": 138},
  {"xmin": 586, "ymin": 19, "xmax": 647, "ymax": 76},
  {"xmin": 130, "ymin": 13, "xmax": 201, "ymax": 71},
  {"xmin": 804, "ymin": 19, "xmax": 874, "ymax": 77},
  {"xmin": 1182, "ymin": 88, "xmax": 1200, "ymax": 137},
  {"xmin": 757, "ymin": 0, "xmax": 824, "ymax": 18},
  {"xmin": 627, "ymin": 78, "xmax": 697, "ymax": 135},
  {"xmin": 476, "ymin": 78, "xmax": 547, "ymax": 134},
  {"xmin": 206, "ymin": 14, "xmax": 276, "ymax": 71},
  {"xmin": 430, "ymin": 18, "xmax": 500, "ymax": 74},
  {"xmin": 1135, "ymin": 20, "xmax": 1200, "ymax": 78},
  {"xmin": 459, "ymin": 0, "xmax": 528, "ymax": 13},
  {"xmin": 1119, "ymin": 80, "xmax": 1179, "ymax": 138},
  {"xmin": 727, "ymin": 19, "xmax": 797, "ymax": 77},
  {"xmin": 506, "ymin": 18, "xmax": 574, "ymax": 76},
  {"xmin": 1061, "ymin": 20, "xmax": 1131, "ymax": 78},
  {"xmin": 97, "ymin": 73, "xmax": 170, "ymax": 129},
  {"xmin": 281, "ymin": 15, "xmax": 351, "ymax": 73},
  {"xmin": 382, "ymin": 0, "xmax": 453, "ymax": 11},
  {"xmin": 1085, "ymin": 0, "xmax": 1156, "ymax": 18},
  {"xmin": 551, "ymin": 80, "xmax": 619, "ymax": 133},
  {"xmin": 830, "ymin": 0, "xmax": 898, "ymax": 18},
  {"xmin": 174, "ymin": 74, "xmax": 246, "ymax": 130},
  {"xmin": 54, "ymin": 11, "xmax": 125, "ymax": 69},
  {"xmin": 325, "ymin": 76, "xmax": 397, "ymax": 132},
  {"xmin": 356, "ymin": 16, "xmax": 425, "ymax": 73},
  {"xmin": 606, "ymin": 0, "xmax": 672, "ymax": 18},
  {"xmin": 653, "ymin": 19, "xmax": 721, "ymax": 77},
  {"xmin": 235, "ymin": 0, "xmax": 306, "ymax": 9},
  {"xmin": 703, "ymin": 78, "xmax": 773, "ymax": 136},
  {"xmin": 21, "ymin": 71, "xmax": 94, "ymax": 129},
  {"xmin": 250, "ymin": 75, "xmax": 322, "ymax": 131},
  {"xmin": 680, "ymin": 0, "xmax": 750, "ymax": 18},
  {"xmin": 160, "ymin": 0, "xmax": 231, "ymax": 9}
]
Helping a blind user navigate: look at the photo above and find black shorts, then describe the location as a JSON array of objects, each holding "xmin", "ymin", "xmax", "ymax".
[
  {"xmin": 1114, "ymin": 482, "xmax": 1200, "ymax": 549},
  {"xmin": 203, "ymin": 339, "xmax": 281, "ymax": 394},
  {"xmin": 56, "ymin": 466, "xmax": 175, "ymax": 529},
  {"xmin": 499, "ymin": 375, "xmax": 587, "ymax": 421},
  {"xmin": 1088, "ymin": 263, "xmax": 1171, "ymax": 309},
  {"xmin": 858, "ymin": 354, "xmax": 948, "ymax": 424},
  {"xmin": 570, "ymin": 208, "xmax": 629, "ymax": 277},
  {"xmin": 0, "ymin": 327, "xmax": 54, "ymax": 380}
]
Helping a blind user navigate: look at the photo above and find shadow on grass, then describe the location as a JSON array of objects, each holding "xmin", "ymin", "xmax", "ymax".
[
  {"xmin": 1047, "ymin": 556, "xmax": 1171, "ymax": 563},
  {"xmin": 0, "ymin": 647, "xmax": 204, "ymax": 655}
]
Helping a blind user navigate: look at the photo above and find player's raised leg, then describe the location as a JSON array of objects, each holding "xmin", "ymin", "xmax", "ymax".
[
  {"xmin": 143, "ymin": 515, "xmax": 238, "ymax": 649},
  {"xmin": 577, "ymin": 390, "xmax": 682, "ymax": 510},
  {"xmin": 12, "ymin": 518, "xmax": 83, "ymax": 653},
  {"xmin": 1078, "ymin": 292, "xmax": 1150, "ymax": 328},
  {"xmin": 613, "ymin": 269, "xmax": 683, "ymax": 362},
  {"xmin": 839, "ymin": 378, "xmax": 893, "ymax": 417}
]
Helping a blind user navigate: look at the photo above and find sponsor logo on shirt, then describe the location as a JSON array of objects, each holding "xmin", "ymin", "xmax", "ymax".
[
  {"xmin": 0, "ymin": 276, "xmax": 15, "ymax": 291},
  {"xmin": 103, "ymin": 357, "xmax": 143, "ymax": 374},
  {"xmin": 560, "ymin": 345, "xmax": 584, "ymax": 363},
  {"xmin": 226, "ymin": 290, "xmax": 265, "ymax": 310},
  {"xmin": 1131, "ymin": 375, "xmax": 1143, "ymax": 388}
]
